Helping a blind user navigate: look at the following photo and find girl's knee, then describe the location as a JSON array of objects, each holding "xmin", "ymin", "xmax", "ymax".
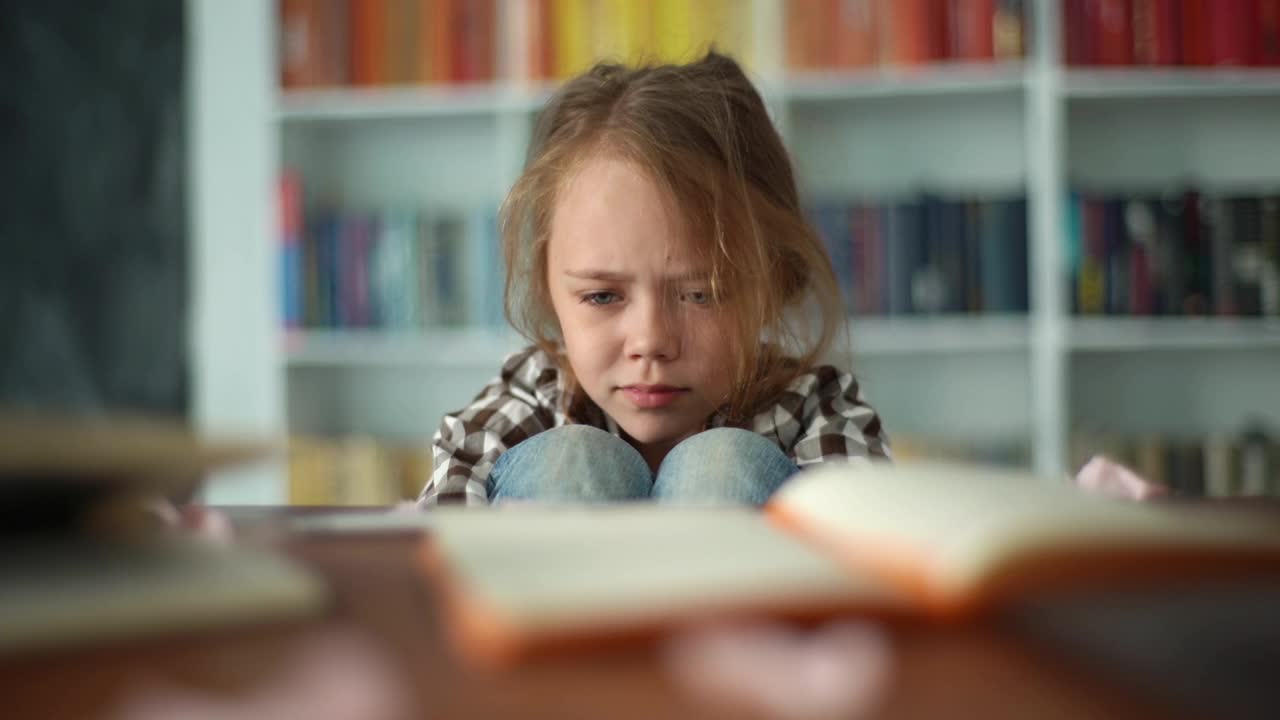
[
  {"xmin": 491, "ymin": 425, "xmax": 651, "ymax": 502},
  {"xmin": 654, "ymin": 428, "xmax": 796, "ymax": 505}
]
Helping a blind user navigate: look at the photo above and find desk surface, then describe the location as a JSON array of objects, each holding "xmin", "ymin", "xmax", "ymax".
[{"xmin": 1, "ymin": 523, "xmax": 1182, "ymax": 720}]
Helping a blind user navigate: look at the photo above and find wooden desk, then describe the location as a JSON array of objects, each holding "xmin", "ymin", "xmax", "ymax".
[{"xmin": 0, "ymin": 529, "xmax": 1173, "ymax": 720}]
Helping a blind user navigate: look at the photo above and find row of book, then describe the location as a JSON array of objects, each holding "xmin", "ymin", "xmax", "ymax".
[
  {"xmin": 279, "ymin": 174, "xmax": 503, "ymax": 329},
  {"xmin": 808, "ymin": 195, "xmax": 1029, "ymax": 316},
  {"xmin": 1063, "ymin": 0, "xmax": 1280, "ymax": 66},
  {"xmin": 289, "ymin": 435, "xmax": 431, "ymax": 504},
  {"xmin": 1068, "ymin": 191, "xmax": 1280, "ymax": 316},
  {"xmin": 281, "ymin": 0, "xmax": 498, "ymax": 87},
  {"xmin": 279, "ymin": 0, "xmax": 755, "ymax": 89},
  {"xmin": 786, "ymin": 0, "xmax": 1028, "ymax": 71},
  {"xmin": 1070, "ymin": 427, "xmax": 1280, "ymax": 498}
]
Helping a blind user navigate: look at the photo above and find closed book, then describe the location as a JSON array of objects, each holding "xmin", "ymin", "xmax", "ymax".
[
  {"xmin": 835, "ymin": 0, "xmax": 880, "ymax": 67},
  {"xmin": 992, "ymin": 0, "xmax": 1026, "ymax": 59},
  {"xmin": 349, "ymin": 0, "xmax": 388, "ymax": 86},
  {"xmin": 1206, "ymin": 0, "xmax": 1258, "ymax": 66},
  {"xmin": 1262, "ymin": 0, "xmax": 1280, "ymax": 65},
  {"xmin": 1064, "ymin": 0, "xmax": 1090, "ymax": 65},
  {"xmin": 1230, "ymin": 196, "xmax": 1265, "ymax": 316},
  {"xmin": 1096, "ymin": 0, "xmax": 1135, "ymax": 65},
  {"xmin": 1132, "ymin": 0, "xmax": 1179, "ymax": 64},
  {"xmin": 1180, "ymin": 0, "xmax": 1211, "ymax": 65}
]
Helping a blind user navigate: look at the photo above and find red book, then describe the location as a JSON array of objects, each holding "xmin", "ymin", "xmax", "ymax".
[
  {"xmin": 1096, "ymin": 0, "xmax": 1135, "ymax": 65},
  {"xmin": 1262, "ymin": 0, "xmax": 1280, "ymax": 65},
  {"xmin": 950, "ymin": 0, "xmax": 995, "ymax": 60},
  {"xmin": 1207, "ymin": 0, "xmax": 1258, "ymax": 65},
  {"xmin": 927, "ymin": 0, "xmax": 952, "ymax": 61},
  {"xmin": 1132, "ymin": 0, "xmax": 1180, "ymax": 64},
  {"xmin": 1129, "ymin": 244, "xmax": 1154, "ymax": 315},
  {"xmin": 526, "ymin": 0, "xmax": 553, "ymax": 81},
  {"xmin": 462, "ymin": 0, "xmax": 496, "ymax": 83},
  {"xmin": 1181, "ymin": 0, "xmax": 1211, "ymax": 65},
  {"xmin": 1063, "ymin": 0, "xmax": 1089, "ymax": 65}
]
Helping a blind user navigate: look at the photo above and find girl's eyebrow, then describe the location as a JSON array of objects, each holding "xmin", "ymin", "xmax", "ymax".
[{"xmin": 563, "ymin": 269, "xmax": 709, "ymax": 282}]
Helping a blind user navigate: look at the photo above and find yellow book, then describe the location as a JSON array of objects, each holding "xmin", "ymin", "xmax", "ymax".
[
  {"xmin": 421, "ymin": 461, "xmax": 1280, "ymax": 667},
  {"xmin": 553, "ymin": 0, "xmax": 592, "ymax": 78},
  {"xmin": 653, "ymin": 0, "xmax": 696, "ymax": 63}
]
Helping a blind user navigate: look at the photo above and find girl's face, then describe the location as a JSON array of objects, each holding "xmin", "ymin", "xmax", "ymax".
[{"xmin": 548, "ymin": 156, "xmax": 734, "ymax": 469}]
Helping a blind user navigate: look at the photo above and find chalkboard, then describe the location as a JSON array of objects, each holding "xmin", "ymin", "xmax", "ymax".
[{"xmin": 0, "ymin": 1, "xmax": 187, "ymax": 415}]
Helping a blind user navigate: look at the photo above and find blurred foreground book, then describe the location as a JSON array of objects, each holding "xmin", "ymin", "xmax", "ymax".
[
  {"xmin": 423, "ymin": 461, "xmax": 1280, "ymax": 668},
  {"xmin": 0, "ymin": 413, "xmax": 327, "ymax": 653}
]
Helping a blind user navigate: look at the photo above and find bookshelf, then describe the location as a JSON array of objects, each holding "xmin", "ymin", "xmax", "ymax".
[{"xmin": 192, "ymin": 0, "xmax": 1280, "ymax": 502}]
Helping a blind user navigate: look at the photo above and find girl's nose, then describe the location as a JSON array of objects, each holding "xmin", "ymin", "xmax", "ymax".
[{"xmin": 624, "ymin": 300, "xmax": 680, "ymax": 362}]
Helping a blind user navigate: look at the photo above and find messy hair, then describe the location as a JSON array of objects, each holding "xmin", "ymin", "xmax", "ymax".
[{"xmin": 500, "ymin": 51, "xmax": 842, "ymax": 422}]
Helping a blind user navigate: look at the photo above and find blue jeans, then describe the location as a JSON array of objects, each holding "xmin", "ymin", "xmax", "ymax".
[{"xmin": 489, "ymin": 425, "xmax": 798, "ymax": 505}]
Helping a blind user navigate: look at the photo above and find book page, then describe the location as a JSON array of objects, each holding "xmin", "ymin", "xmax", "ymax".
[
  {"xmin": 427, "ymin": 506, "xmax": 909, "ymax": 644},
  {"xmin": 770, "ymin": 461, "xmax": 1280, "ymax": 605}
]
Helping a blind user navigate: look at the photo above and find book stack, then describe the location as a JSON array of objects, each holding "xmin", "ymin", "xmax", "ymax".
[
  {"xmin": 807, "ymin": 194, "xmax": 1028, "ymax": 316},
  {"xmin": 1071, "ymin": 426, "xmax": 1280, "ymax": 497},
  {"xmin": 0, "ymin": 414, "xmax": 326, "ymax": 653},
  {"xmin": 1067, "ymin": 190, "xmax": 1280, "ymax": 316},
  {"xmin": 1063, "ymin": 0, "xmax": 1280, "ymax": 67},
  {"xmin": 278, "ymin": 173, "xmax": 504, "ymax": 331},
  {"xmin": 289, "ymin": 435, "xmax": 433, "ymax": 505},
  {"xmin": 785, "ymin": 0, "xmax": 1029, "ymax": 72}
]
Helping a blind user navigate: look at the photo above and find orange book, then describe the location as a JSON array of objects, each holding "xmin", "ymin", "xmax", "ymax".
[
  {"xmin": 430, "ymin": 0, "xmax": 456, "ymax": 83},
  {"xmin": 882, "ymin": 0, "xmax": 931, "ymax": 66},
  {"xmin": 349, "ymin": 0, "xmax": 388, "ymax": 86},
  {"xmin": 281, "ymin": 0, "xmax": 323, "ymax": 87},
  {"xmin": 834, "ymin": 0, "xmax": 880, "ymax": 68},
  {"xmin": 420, "ymin": 461, "xmax": 1280, "ymax": 668}
]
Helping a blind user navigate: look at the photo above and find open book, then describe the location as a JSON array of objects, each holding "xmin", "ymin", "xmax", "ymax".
[{"xmin": 420, "ymin": 462, "xmax": 1280, "ymax": 667}]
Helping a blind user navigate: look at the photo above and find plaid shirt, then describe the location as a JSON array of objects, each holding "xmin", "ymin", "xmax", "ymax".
[{"xmin": 420, "ymin": 346, "xmax": 891, "ymax": 505}]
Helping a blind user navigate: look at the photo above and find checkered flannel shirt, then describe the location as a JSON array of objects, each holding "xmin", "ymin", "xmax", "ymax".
[{"xmin": 419, "ymin": 346, "xmax": 891, "ymax": 505}]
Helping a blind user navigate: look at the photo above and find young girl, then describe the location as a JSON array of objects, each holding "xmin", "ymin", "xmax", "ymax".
[{"xmin": 420, "ymin": 51, "xmax": 890, "ymax": 506}]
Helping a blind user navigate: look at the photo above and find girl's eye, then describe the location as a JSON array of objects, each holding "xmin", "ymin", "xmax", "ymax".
[
  {"xmin": 681, "ymin": 290, "xmax": 711, "ymax": 305},
  {"xmin": 581, "ymin": 291, "xmax": 619, "ymax": 306}
]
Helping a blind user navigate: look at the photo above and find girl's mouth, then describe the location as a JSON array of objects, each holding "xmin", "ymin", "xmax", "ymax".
[{"xmin": 620, "ymin": 384, "xmax": 687, "ymax": 409}]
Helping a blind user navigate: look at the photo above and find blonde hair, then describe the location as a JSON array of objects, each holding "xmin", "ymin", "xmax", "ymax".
[{"xmin": 501, "ymin": 51, "xmax": 842, "ymax": 422}]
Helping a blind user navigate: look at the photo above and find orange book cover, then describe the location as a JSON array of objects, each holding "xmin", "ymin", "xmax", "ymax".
[
  {"xmin": 883, "ymin": 0, "xmax": 931, "ymax": 66},
  {"xmin": 280, "ymin": 0, "xmax": 322, "ymax": 87},
  {"xmin": 418, "ymin": 462, "xmax": 1280, "ymax": 668},
  {"xmin": 430, "ymin": 0, "xmax": 455, "ymax": 84},
  {"xmin": 471, "ymin": 0, "xmax": 497, "ymax": 83},
  {"xmin": 415, "ymin": 0, "xmax": 434, "ymax": 84},
  {"xmin": 834, "ymin": 0, "xmax": 879, "ymax": 68},
  {"xmin": 786, "ymin": 0, "xmax": 825, "ymax": 70},
  {"xmin": 349, "ymin": 0, "xmax": 388, "ymax": 86}
]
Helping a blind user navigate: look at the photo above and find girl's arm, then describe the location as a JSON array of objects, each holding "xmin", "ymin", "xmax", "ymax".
[
  {"xmin": 420, "ymin": 348, "xmax": 559, "ymax": 506},
  {"xmin": 788, "ymin": 367, "xmax": 891, "ymax": 467}
]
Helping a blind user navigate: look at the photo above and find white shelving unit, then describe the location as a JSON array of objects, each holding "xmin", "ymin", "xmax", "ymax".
[{"xmin": 193, "ymin": 0, "xmax": 1280, "ymax": 500}]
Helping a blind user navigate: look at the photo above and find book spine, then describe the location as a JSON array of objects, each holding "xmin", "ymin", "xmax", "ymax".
[
  {"xmin": 1261, "ymin": 0, "xmax": 1280, "ymax": 65},
  {"xmin": 279, "ymin": 172, "xmax": 304, "ymax": 330},
  {"xmin": 1180, "ymin": 0, "xmax": 1211, "ymax": 65},
  {"xmin": 1096, "ymin": 0, "xmax": 1134, "ymax": 65},
  {"xmin": 836, "ymin": 0, "xmax": 880, "ymax": 67}
]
